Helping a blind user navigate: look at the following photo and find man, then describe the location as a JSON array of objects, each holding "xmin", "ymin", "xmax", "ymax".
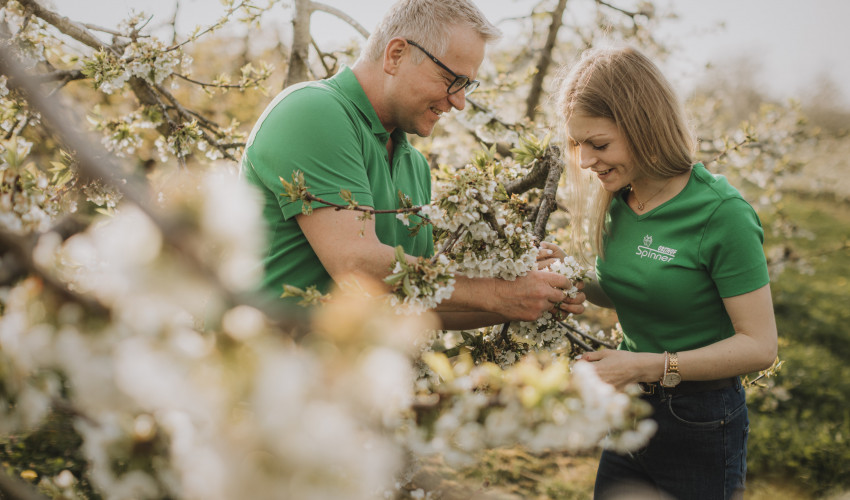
[{"xmin": 241, "ymin": 0, "xmax": 583, "ymax": 328}]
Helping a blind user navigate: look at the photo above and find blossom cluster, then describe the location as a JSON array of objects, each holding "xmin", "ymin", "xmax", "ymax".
[
  {"xmin": 508, "ymin": 254, "xmax": 588, "ymax": 355},
  {"xmin": 83, "ymin": 38, "xmax": 184, "ymax": 95},
  {"xmin": 0, "ymin": 136, "xmax": 77, "ymax": 233},
  {"xmin": 1, "ymin": 169, "xmax": 423, "ymax": 499},
  {"xmin": 406, "ymin": 352, "xmax": 656, "ymax": 466},
  {"xmin": 424, "ymin": 162, "xmax": 539, "ymax": 280},
  {"xmin": 386, "ymin": 248, "xmax": 457, "ymax": 313}
]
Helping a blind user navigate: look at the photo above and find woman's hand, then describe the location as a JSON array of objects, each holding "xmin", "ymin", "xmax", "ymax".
[
  {"xmin": 578, "ymin": 350, "xmax": 665, "ymax": 390},
  {"xmin": 537, "ymin": 241, "xmax": 567, "ymax": 270}
]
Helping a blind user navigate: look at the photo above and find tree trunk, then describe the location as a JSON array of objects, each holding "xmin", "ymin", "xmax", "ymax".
[
  {"xmin": 284, "ymin": 0, "xmax": 312, "ymax": 88},
  {"xmin": 524, "ymin": 0, "xmax": 568, "ymax": 121}
]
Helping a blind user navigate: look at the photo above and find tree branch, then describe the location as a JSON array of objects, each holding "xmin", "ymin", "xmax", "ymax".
[
  {"xmin": 16, "ymin": 0, "xmax": 113, "ymax": 53},
  {"xmin": 285, "ymin": 0, "xmax": 312, "ymax": 88},
  {"xmin": 504, "ymin": 158, "xmax": 549, "ymax": 195},
  {"xmin": 557, "ymin": 320, "xmax": 617, "ymax": 350},
  {"xmin": 525, "ymin": 0, "xmax": 567, "ymax": 121},
  {"xmin": 32, "ymin": 68, "xmax": 85, "ymax": 84},
  {"xmin": 595, "ymin": 0, "xmax": 641, "ymax": 19},
  {"xmin": 0, "ymin": 227, "xmax": 109, "ymax": 316},
  {"xmin": 153, "ymin": 82, "xmax": 239, "ymax": 161},
  {"xmin": 556, "ymin": 321, "xmax": 594, "ymax": 351},
  {"xmin": 310, "ymin": 1, "xmax": 370, "ymax": 39},
  {"xmin": 532, "ymin": 145, "xmax": 563, "ymax": 240},
  {"xmin": 0, "ymin": 43, "xmax": 304, "ymax": 329}
]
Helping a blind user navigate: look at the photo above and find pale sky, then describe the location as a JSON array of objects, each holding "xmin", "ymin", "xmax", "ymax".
[{"xmin": 47, "ymin": 0, "xmax": 850, "ymax": 106}]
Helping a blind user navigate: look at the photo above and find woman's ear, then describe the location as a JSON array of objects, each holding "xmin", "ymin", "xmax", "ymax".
[{"xmin": 383, "ymin": 38, "xmax": 407, "ymax": 75}]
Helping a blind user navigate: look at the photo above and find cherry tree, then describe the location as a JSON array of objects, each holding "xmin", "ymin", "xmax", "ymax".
[{"xmin": 0, "ymin": 1, "xmax": 797, "ymax": 498}]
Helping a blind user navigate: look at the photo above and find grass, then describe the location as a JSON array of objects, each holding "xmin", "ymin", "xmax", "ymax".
[{"xmin": 414, "ymin": 451, "xmax": 821, "ymax": 499}]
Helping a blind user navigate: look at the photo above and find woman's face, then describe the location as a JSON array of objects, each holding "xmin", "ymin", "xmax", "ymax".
[{"xmin": 566, "ymin": 114, "xmax": 637, "ymax": 192}]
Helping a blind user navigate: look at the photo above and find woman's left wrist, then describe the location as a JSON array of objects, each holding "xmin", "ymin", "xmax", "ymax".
[{"xmin": 638, "ymin": 352, "xmax": 667, "ymax": 383}]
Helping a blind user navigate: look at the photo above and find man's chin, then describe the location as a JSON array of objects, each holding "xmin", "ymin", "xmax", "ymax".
[{"xmin": 415, "ymin": 123, "xmax": 438, "ymax": 138}]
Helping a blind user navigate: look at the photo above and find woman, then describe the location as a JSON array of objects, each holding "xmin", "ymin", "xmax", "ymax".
[{"xmin": 551, "ymin": 47, "xmax": 778, "ymax": 499}]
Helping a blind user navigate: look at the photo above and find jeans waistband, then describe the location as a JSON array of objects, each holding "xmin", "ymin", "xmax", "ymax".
[{"xmin": 639, "ymin": 377, "xmax": 737, "ymax": 396}]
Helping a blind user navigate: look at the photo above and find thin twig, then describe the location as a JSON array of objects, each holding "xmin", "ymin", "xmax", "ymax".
[
  {"xmin": 595, "ymin": 0, "xmax": 641, "ymax": 18},
  {"xmin": 81, "ymin": 22, "xmax": 132, "ymax": 38},
  {"xmin": 557, "ymin": 320, "xmax": 617, "ymax": 350},
  {"xmin": 153, "ymin": 82, "xmax": 239, "ymax": 161},
  {"xmin": 467, "ymin": 96, "xmax": 523, "ymax": 131},
  {"xmin": 172, "ymin": 72, "xmax": 262, "ymax": 90},
  {"xmin": 555, "ymin": 321, "xmax": 594, "ymax": 351},
  {"xmin": 164, "ymin": 0, "xmax": 254, "ymax": 52},
  {"xmin": 430, "ymin": 227, "xmax": 467, "ymax": 264},
  {"xmin": 33, "ymin": 69, "xmax": 85, "ymax": 84},
  {"xmin": 302, "ymin": 193, "xmax": 427, "ymax": 216}
]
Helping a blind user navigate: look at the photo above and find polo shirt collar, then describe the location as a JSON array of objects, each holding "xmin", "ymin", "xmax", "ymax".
[{"xmin": 331, "ymin": 66, "xmax": 411, "ymax": 151}]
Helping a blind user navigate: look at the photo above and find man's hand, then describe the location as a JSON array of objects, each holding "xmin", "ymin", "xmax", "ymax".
[
  {"xmin": 489, "ymin": 270, "xmax": 585, "ymax": 322},
  {"xmin": 535, "ymin": 241, "xmax": 586, "ymax": 318},
  {"xmin": 297, "ymin": 207, "xmax": 586, "ymax": 323},
  {"xmin": 550, "ymin": 280, "xmax": 586, "ymax": 318}
]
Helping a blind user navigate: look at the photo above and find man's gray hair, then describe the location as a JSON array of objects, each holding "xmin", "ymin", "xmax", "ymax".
[{"xmin": 362, "ymin": 0, "xmax": 501, "ymax": 62}]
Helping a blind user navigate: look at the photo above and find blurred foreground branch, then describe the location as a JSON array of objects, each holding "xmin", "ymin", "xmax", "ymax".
[{"xmin": 0, "ymin": 43, "xmax": 304, "ymax": 329}]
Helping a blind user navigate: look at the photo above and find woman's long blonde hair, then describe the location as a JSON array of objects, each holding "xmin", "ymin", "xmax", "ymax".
[{"xmin": 556, "ymin": 46, "xmax": 695, "ymax": 260}]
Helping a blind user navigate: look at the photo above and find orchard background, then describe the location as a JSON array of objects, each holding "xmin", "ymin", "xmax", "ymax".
[{"xmin": 1, "ymin": 0, "xmax": 849, "ymax": 499}]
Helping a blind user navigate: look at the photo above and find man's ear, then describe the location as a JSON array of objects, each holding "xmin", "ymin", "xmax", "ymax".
[{"xmin": 383, "ymin": 38, "xmax": 408, "ymax": 75}]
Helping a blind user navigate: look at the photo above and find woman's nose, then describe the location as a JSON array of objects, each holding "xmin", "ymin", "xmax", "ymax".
[{"xmin": 579, "ymin": 147, "xmax": 597, "ymax": 169}]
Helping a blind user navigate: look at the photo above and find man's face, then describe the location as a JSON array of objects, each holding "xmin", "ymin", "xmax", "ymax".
[{"xmin": 387, "ymin": 25, "xmax": 486, "ymax": 137}]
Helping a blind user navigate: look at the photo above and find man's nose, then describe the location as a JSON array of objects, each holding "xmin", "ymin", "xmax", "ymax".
[{"xmin": 447, "ymin": 91, "xmax": 466, "ymax": 111}]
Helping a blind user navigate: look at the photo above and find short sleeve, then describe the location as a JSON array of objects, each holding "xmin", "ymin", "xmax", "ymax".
[
  {"xmin": 700, "ymin": 198, "xmax": 770, "ymax": 297},
  {"xmin": 245, "ymin": 87, "xmax": 374, "ymax": 220}
]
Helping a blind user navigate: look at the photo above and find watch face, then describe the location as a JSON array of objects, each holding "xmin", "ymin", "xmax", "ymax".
[{"xmin": 662, "ymin": 372, "xmax": 682, "ymax": 387}]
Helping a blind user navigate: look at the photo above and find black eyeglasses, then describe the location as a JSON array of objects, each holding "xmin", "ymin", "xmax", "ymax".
[{"xmin": 405, "ymin": 40, "xmax": 480, "ymax": 96}]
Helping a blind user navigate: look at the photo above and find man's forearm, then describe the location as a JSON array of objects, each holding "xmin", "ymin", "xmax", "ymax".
[{"xmin": 436, "ymin": 311, "xmax": 508, "ymax": 330}]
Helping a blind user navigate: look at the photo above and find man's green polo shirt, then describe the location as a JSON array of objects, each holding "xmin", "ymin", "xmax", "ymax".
[{"xmin": 241, "ymin": 66, "xmax": 434, "ymax": 297}]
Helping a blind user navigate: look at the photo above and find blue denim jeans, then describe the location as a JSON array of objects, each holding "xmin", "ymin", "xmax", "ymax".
[{"xmin": 594, "ymin": 379, "xmax": 748, "ymax": 500}]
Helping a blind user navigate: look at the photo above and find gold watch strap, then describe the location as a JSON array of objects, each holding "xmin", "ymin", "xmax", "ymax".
[{"xmin": 668, "ymin": 351, "xmax": 679, "ymax": 374}]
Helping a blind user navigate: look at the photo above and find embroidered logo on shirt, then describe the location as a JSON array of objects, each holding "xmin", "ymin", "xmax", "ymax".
[{"xmin": 636, "ymin": 234, "xmax": 678, "ymax": 262}]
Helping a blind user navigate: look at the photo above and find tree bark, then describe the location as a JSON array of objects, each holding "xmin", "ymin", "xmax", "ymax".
[
  {"xmin": 284, "ymin": 0, "xmax": 312, "ymax": 88},
  {"xmin": 532, "ymin": 145, "xmax": 563, "ymax": 240},
  {"xmin": 524, "ymin": 0, "xmax": 567, "ymax": 121}
]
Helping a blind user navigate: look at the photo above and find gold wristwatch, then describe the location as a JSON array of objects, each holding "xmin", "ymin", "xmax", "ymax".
[{"xmin": 660, "ymin": 351, "xmax": 681, "ymax": 387}]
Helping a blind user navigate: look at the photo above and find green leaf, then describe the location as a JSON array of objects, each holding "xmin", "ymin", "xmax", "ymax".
[{"xmin": 384, "ymin": 271, "xmax": 406, "ymax": 286}]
